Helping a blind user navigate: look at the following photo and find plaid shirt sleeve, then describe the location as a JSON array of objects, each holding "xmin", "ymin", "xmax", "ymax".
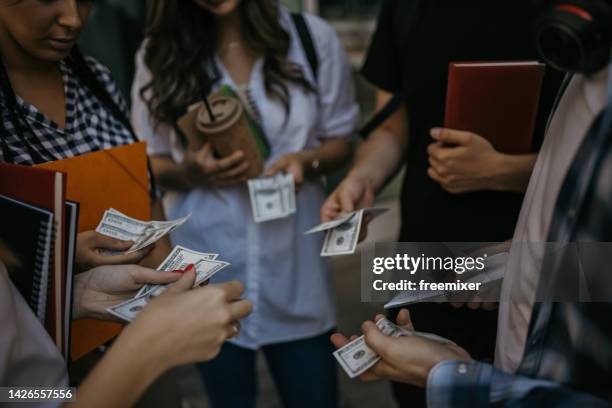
[{"xmin": 426, "ymin": 360, "xmax": 611, "ymax": 407}]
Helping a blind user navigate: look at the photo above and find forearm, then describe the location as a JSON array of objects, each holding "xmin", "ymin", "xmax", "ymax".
[
  {"xmin": 426, "ymin": 360, "xmax": 588, "ymax": 408},
  {"xmin": 70, "ymin": 329, "xmax": 167, "ymax": 408},
  {"xmin": 302, "ymin": 137, "xmax": 353, "ymax": 177},
  {"xmin": 490, "ymin": 153, "xmax": 536, "ymax": 193},
  {"xmin": 150, "ymin": 156, "xmax": 192, "ymax": 192},
  {"xmin": 349, "ymin": 128, "xmax": 406, "ymax": 193}
]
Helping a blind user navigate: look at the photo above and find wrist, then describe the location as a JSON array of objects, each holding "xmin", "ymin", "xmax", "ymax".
[
  {"xmin": 347, "ymin": 167, "xmax": 376, "ymax": 192},
  {"xmin": 73, "ymin": 272, "xmax": 90, "ymax": 320},
  {"xmin": 116, "ymin": 322, "xmax": 170, "ymax": 379},
  {"xmin": 178, "ymin": 158, "xmax": 198, "ymax": 190},
  {"xmin": 488, "ymin": 153, "xmax": 532, "ymax": 191},
  {"xmin": 297, "ymin": 150, "xmax": 318, "ymax": 176}
]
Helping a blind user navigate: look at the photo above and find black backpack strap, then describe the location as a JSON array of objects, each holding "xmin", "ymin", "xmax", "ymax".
[
  {"xmin": 358, "ymin": 93, "xmax": 405, "ymax": 139},
  {"xmin": 291, "ymin": 13, "xmax": 319, "ymax": 82}
]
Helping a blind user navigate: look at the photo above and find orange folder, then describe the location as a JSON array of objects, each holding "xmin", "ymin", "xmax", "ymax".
[{"xmin": 37, "ymin": 142, "xmax": 151, "ymax": 361}]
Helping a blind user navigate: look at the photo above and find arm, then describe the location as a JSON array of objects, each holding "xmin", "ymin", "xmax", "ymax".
[
  {"xmin": 350, "ymin": 89, "xmax": 408, "ymax": 193},
  {"xmin": 320, "ymin": 88, "xmax": 408, "ymax": 221},
  {"xmin": 332, "ymin": 310, "xmax": 611, "ymax": 408},
  {"xmin": 149, "ymin": 146, "xmax": 249, "ymax": 192},
  {"xmin": 264, "ymin": 137, "xmax": 352, "ymax": 191},
  {"xmin": 71, "ymin": 272, "xmax": 252, "ymax": 408},
  {"xmin": 427, "ymin": 360, "xmax": 612, "ymax": 408},
  {"xmin": 427, "ymin": 128, "xmax": 536, "ymax": 194}
]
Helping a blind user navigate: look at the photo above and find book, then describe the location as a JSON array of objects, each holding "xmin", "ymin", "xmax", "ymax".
[
  {"xmin": 37, "ymin": 142, "xmax": 151, "ymax": 360},
  {"xmin": 444, "ymin": 61, "xmax": 546, "ymax": 154},
  {"xmin": 0, "ymin": 194, "xmax": 54, "ymax": 323},
  {"xmin": 63, "ymin": 201, "xmax": 79, "ymax": 361},
  {"xmin": 0, "ymin": 163, "xmax": 66, "ymax": 352}
]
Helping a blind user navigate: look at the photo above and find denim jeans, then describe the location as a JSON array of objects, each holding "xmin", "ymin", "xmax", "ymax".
[{"xmin": 198, "ymin": 330, "xmax": 338, "ymax": 408}]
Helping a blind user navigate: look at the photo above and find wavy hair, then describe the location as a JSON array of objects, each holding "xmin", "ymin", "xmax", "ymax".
[{"xmin": 141, "ymin": 0, "xmax": 315, "ymax": 125}]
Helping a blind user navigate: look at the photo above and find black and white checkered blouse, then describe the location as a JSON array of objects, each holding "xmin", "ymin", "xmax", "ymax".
[{"xmin": 0, "ymin": 57, "xmax": 136, "ymax": 165}]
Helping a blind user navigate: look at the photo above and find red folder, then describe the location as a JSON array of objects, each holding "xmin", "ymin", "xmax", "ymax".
[
  {"xmin": 0, "ymin": 163, "xmax": 66, "ymax": 352},
  {"xmin": 444, "ymin": 61, "xmax": 545, "ymax": 154}
]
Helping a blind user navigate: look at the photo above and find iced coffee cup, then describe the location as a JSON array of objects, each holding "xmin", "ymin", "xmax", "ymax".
[{"xmin": 194, "ymin": 96, "xmax": 263, "ymax": 179}]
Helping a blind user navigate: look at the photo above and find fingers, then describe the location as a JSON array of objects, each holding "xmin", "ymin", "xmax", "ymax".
[
  {"xmin": 287, "ymin": 162, "xmax": 305, "ymax": 190},
  {"xmin": 396, "ymin": 309, "xmax": 414, "ymax": 330},
  {"xmin": 215, "ymin": 161, "xmax": 250, "ymax": 181},
  {"xmin": 227, "ymin": 298, "xmax": 253, "ymax": 320},
  {"xmin": 427, "ymin": 167, "xmax": 445, "ymax": 185},
  {"xmin": 362, "ymin": 187, "xmax": 375, "ymax": 209},
  {"xmin": 339, "ymin": 190, "xmax": 356, "ymax": 214},
  {"xmin": 130, "ymin": 266, "xmax": 182, "ymax": 286},
  {"xmin": 430, "ymin": 128, "xmax": 473, "ymax": 146},
  {"xmin": 91, "ymin": 245, "xmax": 154, "ymax": 266},
  {"xmin": 321, "ymin": 193, "xmax": 342, "ymax": 222},
  {"xmin": 226, "ymin": 321, "xmax": 241, "ymax": 339},
  {"xmin": 93, "ymin": 233, "xmax": 133, "ymax": 251},
  {"xmin": 362, "ymin": 321, "xmax": 394, "ymax": 360},
  {"xmin": 264, "ymin": 158, "xmax": 286, "ymax": 177},
  {"xmin": 165, "ymin": 268, "xmax": 197, "ymax": 294},
  {"xmin": 216, "ymin": 280, "xmax": 246, "ymax": 301},
  {"xmin": 330, "ymin": 333, "xmax": 350, "ymax": 348},
  {"xmin": 199, "ymin": 146, "xmax": 247, "ymax": 175}
]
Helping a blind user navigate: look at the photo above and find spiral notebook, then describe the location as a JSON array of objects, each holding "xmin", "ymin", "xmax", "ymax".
[{"xmin": 0, "ymin": 194, "xmax": 54, "ymax": 322}]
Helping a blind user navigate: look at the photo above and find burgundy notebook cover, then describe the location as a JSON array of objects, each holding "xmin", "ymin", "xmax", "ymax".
[{"xmin": 444, "ymin": 61, "xmax": 546, "ymax": 154}]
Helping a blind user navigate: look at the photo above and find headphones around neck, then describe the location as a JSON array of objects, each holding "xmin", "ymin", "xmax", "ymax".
[{"xmin": 535, "ymin": 0, "xmax": 612, "ymax": 74}]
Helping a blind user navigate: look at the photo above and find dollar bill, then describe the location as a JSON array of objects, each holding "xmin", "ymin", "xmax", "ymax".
[
  {"xmin": 135, "ymin": 245, "xmax": 219, "ymax": 297},
  {"xmin": 305, "ymin": 208, "xmax": 388, "ymax": 257},
  {"xmin": 96, "ymin": 208, "xmax": 190, "ymax": 254},
  {"xmin": 333, "ymin": 318, "xmax": 453, "ymax": 379},
  {"xmin": 321, "ymin": 211, "xmax": 363, "ymax": 257},
  {"xmin": 248, "ymin": 173, "xmax": 296, "ymax": 223},
  {"xmin": 108, "ymin": 254, "xmax": 229, "ymax": 322},
  {"xmin": 306, "ymin": 208, "xmax": 389, "ymax": 235}
]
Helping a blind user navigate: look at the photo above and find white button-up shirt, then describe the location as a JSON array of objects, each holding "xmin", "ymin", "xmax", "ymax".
[{"xmin": 131, "ymin": 9, "xmax": 359, "ymax": 349}]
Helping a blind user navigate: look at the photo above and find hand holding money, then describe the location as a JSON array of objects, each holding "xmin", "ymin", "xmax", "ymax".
[
  {"xmin": 305, "ymin": 208, "xmax": 388, "ymax": 256},
  {"xmin": 264, "ymin": 151, "xmax": 312, "ymax": 191},
  {"xmin": 331, "ymin": 310, "xmax": 470, "ymax": 385},
  {"xmin": 72, "ymin": 264, "xmax": 181, "ymax": 321},
  {"xmin": 95, "ymin": 208, "xmax": 189, "ymax": 255},
  {"xmin": 117, "ymin": 270, "xmax": 253, "ymax": 370},
  {"xmin": 107, "ymin": 246, "xmax": 230, "ymax": 322},
  {"xmin": 75, "ymin": 230, "xmax": 154, "ymax": 272},
  {"xmin": 248, "ymin": 173, "xmax": 296, "ymax": 223}
]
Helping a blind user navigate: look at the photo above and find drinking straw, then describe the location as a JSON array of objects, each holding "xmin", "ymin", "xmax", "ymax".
[{"xmin": 203, "ymin": 96, "xmax": 216, "ymax": 122}]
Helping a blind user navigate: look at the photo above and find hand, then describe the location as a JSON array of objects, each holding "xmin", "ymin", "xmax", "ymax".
[
  {"xmin": 331, "ymin": 309, "xmax": 415, "ymax": 382},
  {"xmin": 124, "ymin": 270, "xmax": 253, "ymax": 368},
  {"xmin": 182, "ymin": 143, "xmax": 249, "ymax": 188},
  {"xmin": 264, "ymin": 151, "xmax": 311, "ymax": 192},
  {"xmin": 331, "ymin": 309, "xmax": 471, "ymax": 386},
  {"xmin": 427, "ymin": 128, "xmax": 505, "ymax": 194},
  {"xmin": 76, "ymin": 231, "xmax": 154, "ymax": 272},
  {"xmin": 73, "ymin": 264, "xmax": 181, "ymax": 320},
  {"xmin": 321, "ymin": 173, "xmax": 375, "ymax": 223},
  {"xmin": 321, "ymin": 173, "xmax": 375, "ymax": 242}
]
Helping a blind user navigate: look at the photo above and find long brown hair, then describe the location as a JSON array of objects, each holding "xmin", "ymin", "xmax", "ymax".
[{"xmin": 141, "ymin": 0, "xmax": 315, "ymax": 125}]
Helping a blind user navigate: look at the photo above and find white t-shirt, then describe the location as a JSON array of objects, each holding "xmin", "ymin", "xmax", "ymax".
[
  {"xmin": 0, "ymin": 261, "xmax": 68, "ymax": 407},
  {"xmin": 495, "ymin": 66, "xmax": 610, "ymax": 372},
  {"xmin": 131, "ymin": 9, "xmax": 359, "ymax": 349}
]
